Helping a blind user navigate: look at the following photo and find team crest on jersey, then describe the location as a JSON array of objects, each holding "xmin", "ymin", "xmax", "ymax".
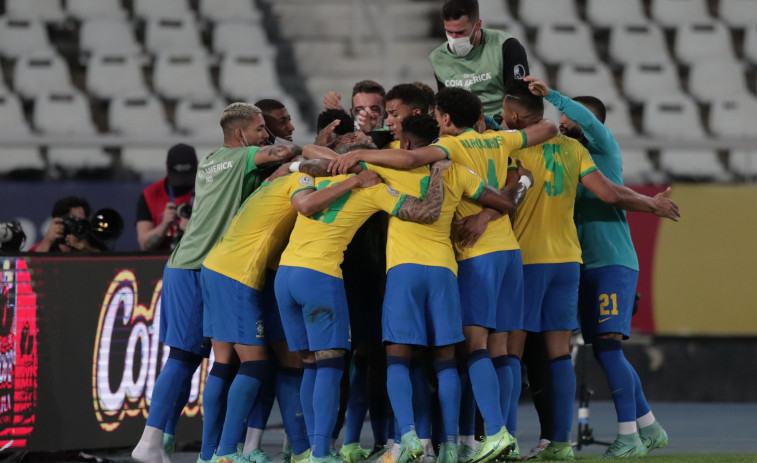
[
  {"xmin": 256, "ymin": 320, "xmax": 264, "ymax": 338},
  {"xmin": 431, "ymin": 138, "xmax": 440, "ymax": 144},
  {"xmin": 514, "ymin": 64, "xmax": 526, "ymax": 80},
  {"xmin": 386, "ymin": 186, "xmax": 399, "ymax": 197},
  {"xmin": 299, "ymin": 175, "xmax": 314, "ymax": 187}
]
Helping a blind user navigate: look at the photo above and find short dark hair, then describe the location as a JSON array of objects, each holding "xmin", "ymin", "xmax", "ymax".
[
  {"xmin": 442, "ymin": 0, "xmax": 479, "ymax": 22},
  {"xmin": 352, "ymin": 80, "xmax": 386, "ymax": 100},
  {"xmin": 412, "ymin": 81, "xmax": 436, "ymax": 113},
  {"xmin": 434, "ymin": 87, "xmax": 482, "ymax": 129},
  {"xmin": 316, "ymin": 108, "xmax": 354, "ymax": 135},
  {"xmin": 573, "ymin": 96, "xmax": 606, "ymax": 123},
  {"xmin": 401, "ymin": 114, "xmax": 440, "ymax": 148},
  {"xmin": 386, "ymin": 84, "xmax": 429, "ymax": 113},
  {"xmin": 254, "ymin": 99, "xmax": 286, "ymax": 114},
  {"xmin": 51, "ymin": 196, "xmax": 91, "ymax": 218},
  {"xmin": 504, "ymin": 79, "xmax": 544, "ymax": 117}
]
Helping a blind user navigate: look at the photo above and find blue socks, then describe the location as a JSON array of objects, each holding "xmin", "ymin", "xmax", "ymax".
[
  {"xmin": 467, "ymin": 349, "xmax": 505, "ymax": 436},
  {"xmin": 434, "ymin": 359, "xmax": 461, "ymax": 443},
  {"xmin": 344, "ymin": 356, "xmax": 369, "ymax": 445},
  {"xmin": 312, "ymin": 357, "xmax": 345, "ymax": 457},
  {"xmin": 410, "ymin": 360, "xmax": 432, "ymax": 440},
  {"xmin": 593, "ymin": 339, "xmax": 636, "ymax": 424},
  {"xmin": 492, "ymin": 355, "xmax": 514, "ymax": 434},
  {"xmin": 147, "ymin": 349, "xmax": 201, "ymax": 430},
  {"xmin": 200, "ymin": 362, "xmax": 237, "ymax": 460},
  {"xmin": 301, "ymin": 362, "xmax": 317, "ymax": 446},
  {"xmin": 549, "ymin": 355, "xmax": 576, "ymax": 443},
  {"xmin": 216, "ymin": 361, "xmax": 269, "ymax": 456},
  {"xmin": 164, "ymin": 378, "xmax": 191, "ymax": 437},
  {"xmin": 386, "ymin": 356, "xmax": 415, "ymax": 436},
  {"xmin": 246, "ymin": 361, "xmax": 277, "ymax": 432},
  {"xmin": 458, "ymin": 366, "xmax": 476, "ymax": 438},
  {"xmin": 277, "ymin": 367, "xmax": 310, "ymax": 455},
  {"xmin": 629, "ymin": 357, "xmax": 651, "ymax": 418}
]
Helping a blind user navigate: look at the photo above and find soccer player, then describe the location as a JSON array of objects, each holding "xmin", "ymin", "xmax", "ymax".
[
  {"xmin": 384, "ymin": 84, "xmax": 430, "ymax": 149},
  {"xmin": 329, "ymin": 88, "xmax": 558, "ymax": 463},
  {"xmin": 256, "ymin": 99, "xmax": 296, "ymax": 144},
  {"xmin": 132, "ymin": 103, "xmax": 300, "ymax": 463},
  {"xmin": 500, "ymin": 80, "xmax": 679, "ymax": 460},
  {"xmin": 323, "ymin": 79, "xmax": 387, "ymax": 134},
  {"xmin": 198, "ymin": 162, "xmax": 386, "ymax": 463},
  {"xmin": 274, "ymin": 156, "xmax": 451, "ymax": 463},
  {"xmin": 526, "ymin": 76, "xmax": 669, "ymax": 458}
]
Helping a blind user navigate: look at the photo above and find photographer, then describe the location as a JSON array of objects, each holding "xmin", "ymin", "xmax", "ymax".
[
  {"xmin": 31, "ymin": 196, "xmax": 103, "ymax": 253},
  {"xmin": 136, "ymin": 144, "xmax": 198, "ymax": 251}
]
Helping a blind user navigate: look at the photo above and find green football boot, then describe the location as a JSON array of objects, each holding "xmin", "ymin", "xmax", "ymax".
[
  {"xmin": 437, "ymin": 442, "xmax": 458, "ymax": 463},
  {"xmin": 163, "ymin": 433, "xmax": 175, "ymax": 457},
  {"xmin": 340, "ymin": 443, "xmax": 372, "ymax": 463},
  {"xmin": 292, "ymin": 449, "xmax": 311, "ymax": 463},
  {"xmin": 457, "ymin": 443, "xmax": 475, "ymax": 463},
  {"xmin": 397, "ymin": 431, "xmax": 424, "ymax": 463},
  {"xmin": 538, "ymin": 441, "xmax": 574, "ymax": 460},
  {"xmin": 467, "ymin": 427, "xmax": 515, "ymax": 463},
  {"xmin": 638, "ymin": 421, "xmax": 668, "ymax": 453},
  {"xmin": 600, "ymin": 433, "xmax": 646, "ymax": 459},
  {"xmin": 245, "ymin": 449, "xmax": 276, "ymax": 463}
]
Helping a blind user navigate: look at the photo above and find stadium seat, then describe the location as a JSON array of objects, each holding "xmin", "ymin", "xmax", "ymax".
[
  {"xmin": 0, "ymin": 94, "xmax": 32, "ymax": 136},
  {"xmin": 642, "ymin": 96, "xmax": 707, "ymax": 140},
  {"xmin": 86, "ymin": 53, "xmax": 147, "ymax": 100},
  {"xmin": 198, "ymin": 0, "xmax": 262, "ymax": 23},
  {"xmin": 542, "ymin": 99, "xmax": 562, "ymax": 126},
  {"xmin": 744, "ymin": 25, "xmax": 757, "ymax": 65},
  {"xmin": 688, "ymin": 62, "xmax": 749, "ymax": 103},
  {"xmin": 527, "ymin": 58, "xmax": 548, "ymax": 84},
  {"xmin": 518, "ymin": 0, "xmax": 579, "ymax": 28},
  {"xmin": 212, "ymin": 21, "xmax": 272, "ymax": 56},
  {"xmin": 622, "ymin": 62, "xmax": 683, "ymax": 103},
  {"xmin": 585, "ymin": 0, "xmax": 647, "ymax": 28},
  {"xmin": 603, "ymin": 98, "xmax": 636, "ymax": 138},
  {"xmin": 175, "ymin": 97, "xmax": 227, "ymax": 137},
  {"xmin": 486, "ymin": 22, "xmax": 527, "ymax": 49},
  {"xmin": 47, "ymin": 148, "xmax": 112, "ymax": 172},
  {"xmin": 79, "ymin": 20, "xmax": 141, "ymax": 57},
  {"xmin": 133, "ymin": 0, "xmax": 192, "ymax": 20},
  {"xmin": 651, "ymin": 0, "xmax": 712, "ymax": 27},
  {"xmin": 718, "ymin": 0, "xmax": 757, "ymax": 28},
  {"xmin": 66, "ymin": 0, "xmax": 128, "ymax": 21},
  {"xmin": 479, "ymin": 1, "xmax": 515, "ymax": 25},
  {"xmin": 728, "ymin": 150, "xmax": 757, "ymax": 179},
  {"xmin": 33, "ymin": 92, "xmax": 97, "ymax": 136},
  {"xmin": 144, "ymin": 16, "xmax": 203, "ymax": 55},
  {"xmin": 619, "ymin": 149, "xmax": 658, "ymax": 184},
  {"xmin": 5, "ymin": 0, "xmax": 65, "ymax": 23},
  {"xmin": 555, "ymin": 63, "xmax": 621, "ymax": 103},
  {"xmin": 13, "ymin": 53, "xmax": 74, "ymax": 100},
  {"xmin": 109, "ymin": 94, "xmax": 173, "ymax": 136},
  {"xmin": 608, "ymin": 23, "xmax": 671, "ymax": 64},
  {"xmin": 674, "ymin": 22, "xmax": 736, "ymax": 64},
  {"xmin": 659, "ymin": 148, "xmax": 730, "ymax": 181},
  {"xmin": 534, "ymin": 23, "xmax": 598, "ymax": 64},
  {"xmin": 709, "ymin": 97, "xmax": 757, "ymax": 138},
  {"xmin": 219, "ymin": 52, "xmax": 283, "ymax": 100},
  {"xmin": 0, "ymin": 147, "xmax": 44, "ymax": 173},
  {"xmin": 121, "ymin": 147, "xmax": 170, "ymax": 182},
  {"xmin": 153, "ymin": 52, "xmax": 216, "ymax": 100},
  {"xmin": 0, "ymin": 18, "xmax": 53, "ymax": 58}
]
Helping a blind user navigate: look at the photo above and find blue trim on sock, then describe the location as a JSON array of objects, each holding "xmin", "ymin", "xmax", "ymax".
[
  {"xmin": 238, "ymin": 360, "xmax": 271, "ymax": 379},
  {"xmin": 491, "ymin": 355, "xmax": 510, "ymax": 369},
  {"xmin": 168, "ymin": 347, "xmax": 203, "ymax": 365},
  {"xmin": 467, "ymin": 349, "xmax": 490, "ymax": 368},
  {"xmin": 387, "ymin": 356, "xmax": 411, "ymax": 368},
  {"xmin": 279, "ymin": 366, "xmax": 304, "ymax": 377},
  {"xmin": 303, "ymin": 362, "xmax": 316, "ymax": 370},
  {"xmin": 594, "ymin": 338, "xmax": 623, "ymax": 352},
  {"xmin": 209, "ymin": 362, "xmax": 238, "ymax": 381},
  {"xmin": 433, "ymin": 359, "xmax": 457, "ymax": 373},
  {"xmin": 550, "ymin": 354, "xmax": 572, "ymax": 363},
  {"xmin": 316, "ymin": 356, "xmax": 345, "ymax": 370}
]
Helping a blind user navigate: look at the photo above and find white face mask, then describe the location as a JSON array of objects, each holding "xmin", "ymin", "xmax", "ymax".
[
  {"xmin": 240, "ymin": 131, "xmax": 250, "ymax": 147},
  {"xmin": 446, "ymin": 25, "xmax": 477, "ymax": 57}
]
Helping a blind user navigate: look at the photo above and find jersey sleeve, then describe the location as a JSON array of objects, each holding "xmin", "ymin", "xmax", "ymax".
[
  {"xmin": 545, "ymin": 89, "xmax": 615, "ymax": 155},
  {"xmin": 428, "ymin": 137, "xmax": 457, "ymax": 161},
  {"xmin": 245, "ymin": 146, "xmax": 260, "ymax": 172},
  {"xmin": 502, "ymin": 38, "xmax": 529, "ymax": 84},
  {"xmin": 366, "ymin": 184, "xmax": 407, "ymax": 216},
  {"xmin": 577, "ymin": 146, "xmax": 598, "ymax": 178},
  {"xmin": 454, "ymin": 164, "xmax": 487, "ymax": 200},
  {"xmin": 497, "ymin": 129, "xmax": 527, "ymax": 151},
  {"xmin": 288, "ymin": 172, "xmax": 316, "ymax": 198}
]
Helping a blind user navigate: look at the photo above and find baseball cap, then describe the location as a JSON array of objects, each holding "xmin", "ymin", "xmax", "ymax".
[{"xmin": 166, "ymin": 143, "xmax": 198, "ymax": 188}]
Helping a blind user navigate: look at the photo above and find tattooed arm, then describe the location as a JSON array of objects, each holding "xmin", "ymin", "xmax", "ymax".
[
  {"xmin": 395, "ymin": 159, "xmax": 450, "ymax": 224},
  {"xmin": 298, "ymin": 159, "xmax": 363, "ymax": 178},
  {"xmin": 253, "ymin": 142, "xmax": 302, "ymax": 168}
]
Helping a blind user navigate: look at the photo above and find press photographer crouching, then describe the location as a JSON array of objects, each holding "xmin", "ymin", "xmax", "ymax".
[{"xmin": 30, "ymin": 197, "xmax": 123, "ymax": 253}]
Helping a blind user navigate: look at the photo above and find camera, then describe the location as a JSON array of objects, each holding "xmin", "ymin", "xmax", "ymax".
[
  {"xmin": 176, "ymin": 203, "xmax": 192, "ymax": 220},
  {"xmin": 0, "ymin": 221, "xmax": 26, "ymax": 251},
  {"xmin": 61, "ymin": 215, "xmax": 90, "ymax": 239}
]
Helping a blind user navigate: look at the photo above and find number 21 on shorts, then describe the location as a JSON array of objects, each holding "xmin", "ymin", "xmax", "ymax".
[{"xmin": 599, "ymin": 293, "xmax": 618, "ymax": 316}]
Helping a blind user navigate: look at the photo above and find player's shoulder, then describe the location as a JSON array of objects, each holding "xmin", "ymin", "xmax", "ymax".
[
  {"xmin": 429, "ymin": 42, "xmax": 450, "ymax": 59},
  {"xmin": 482, "ymin": 28, "xmax": 511, "ymax": 45}
]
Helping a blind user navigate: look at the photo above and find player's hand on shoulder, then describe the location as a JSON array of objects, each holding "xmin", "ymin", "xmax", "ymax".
[
  {"xmin": 323, "ymin": 91, "xmax": 342, "ymax": 110},
  {"xmin": 524, "ymin": 75, "xmax": 550, "ymax": 97},
  {"xmin": 328, "ymin": 151, "xmax": 360, "ymax": 175},
  {"xmin": 454, "ymin": 213, "xmax": 489, "ymax": 248},
  {"xmin": 652, "ymin": 187, "xmax": 680, "ymax": 222},
  {"xmin": 515, "ymin": 159, "xmax": 533, "ymax": 185},
  {"xmin": 355, "ymin": 170, "xmax": 381, "ymax": 188},
  {"xmin": 431, "ymin": 159, "xmax": 453, "ymax": 171}
]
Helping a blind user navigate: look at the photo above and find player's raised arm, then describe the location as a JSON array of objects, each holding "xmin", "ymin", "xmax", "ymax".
[
  {"xmin": 303, "ymin": 144, "xmax": 339, "ymax": 160},
  {"xmin": 580, "ymin": 170, "xmax": 680, "ymax": 221},
  {"xmin": 518, "ymin": 118, "xmax": 558, "ymax": 147},
  {"xmin": 291, "ymin": 158, "xmax": 362, "ymax": 178},
  {"xmin": 328, "ymin": 145, "xmax": 448, "ymax": 174},
  {"xmin": 253, "ymin": 141, "xmax": 302, "ymax": 167},
  {"xmin": 291, "ymin": 170, "xmax": 381, "ymax": 217},
  {"xmin": 395, "ymin": 159, "xmax": 449, "ymax": 224}
]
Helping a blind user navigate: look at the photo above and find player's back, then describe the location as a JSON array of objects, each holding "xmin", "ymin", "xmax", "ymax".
[
  {"xmin": 203, "ymin": 172, "xmax": 315, "ymax": 290},
  {"xmin": 511, "ymin": 134, "xmax": 597, "ymax": 265}
]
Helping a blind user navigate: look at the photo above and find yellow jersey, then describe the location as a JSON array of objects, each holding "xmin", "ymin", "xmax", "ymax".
[
  {"xmin": 359, "ymin": 161, "xmax": 487, "ymax": 275},
  {"xmin": 431, "ymin": 128, "xmax": 526, "ymax": 260},
  {"xmin": 279, "ymin": 174, "xmax": 407, "ymax": 279},
  {"xmin": 202, "ymin": 173, "xmax": 316, "ymax": 290},
  {"xmin": 384, "ymin": 139, "xmax": 401, "ymax": 149},
  {"xmin": 511, "ymin": 135, "xmax": 598, "ymax": 265}
]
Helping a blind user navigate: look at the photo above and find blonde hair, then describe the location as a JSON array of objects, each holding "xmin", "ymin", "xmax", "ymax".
[{"xmin": 220, "ymin": 102, "xmax": 262, "ymax": 131}]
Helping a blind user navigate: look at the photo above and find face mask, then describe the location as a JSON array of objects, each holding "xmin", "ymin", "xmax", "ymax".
[
  {"xmin": 447, "ymin": 25, "xmax": 477, "ymax": 57},
  {"xmin": 240, "ymin": 131, "xmax": 250, "ymax": 147}
]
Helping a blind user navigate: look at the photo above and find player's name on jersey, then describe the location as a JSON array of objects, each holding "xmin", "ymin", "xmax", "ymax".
[
  {"xmin": 444, "ymin": 72, "xmax": 493, "ymax": 89},
  {"xmin": 197, "ymin": 160, "xmax": 234, "ymax": 183},
  {"xmin": 459, "ymin": 136, "xmax": 507, "ymax": 150}
]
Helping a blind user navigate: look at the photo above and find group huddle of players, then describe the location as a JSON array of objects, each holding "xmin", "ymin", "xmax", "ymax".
[{"xmin": 132, "ymin": 77, "xmax": 680, "ymax": 463}]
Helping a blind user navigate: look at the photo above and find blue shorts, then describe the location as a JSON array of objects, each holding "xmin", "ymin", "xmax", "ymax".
[
  {"xmin": 578, "ymin": 265, "xmax": 639, "ymax": 343},
  {"xmin": 274, "ymin": 266, "xmax": 351, "ymax": 352},
  {"xmin": 458, "ymin": 250, "xmax": 524, "ymax": 332},
  {"xmin": 522, "ymin": 263, "xmax": 580, "ymax": 332},
  {"xmin": 260, "ymin": 269, "xmax": 286, "ymax": 343},
  {"xmin": 200, "ymin": 266, "xmax": 266, "ymax": 345},
  {"xmin": 382, "ymin": 264, "xmax": 464, "ymax": 347},
  {"xmin": 160, "ymin": 266, "xmax": 210, "ymax": 356}
]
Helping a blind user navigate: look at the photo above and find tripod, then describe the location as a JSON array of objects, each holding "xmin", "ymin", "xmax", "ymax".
[{"xmin": 571, "ymin": 336, "xmax": 611, "ymax": 450}]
